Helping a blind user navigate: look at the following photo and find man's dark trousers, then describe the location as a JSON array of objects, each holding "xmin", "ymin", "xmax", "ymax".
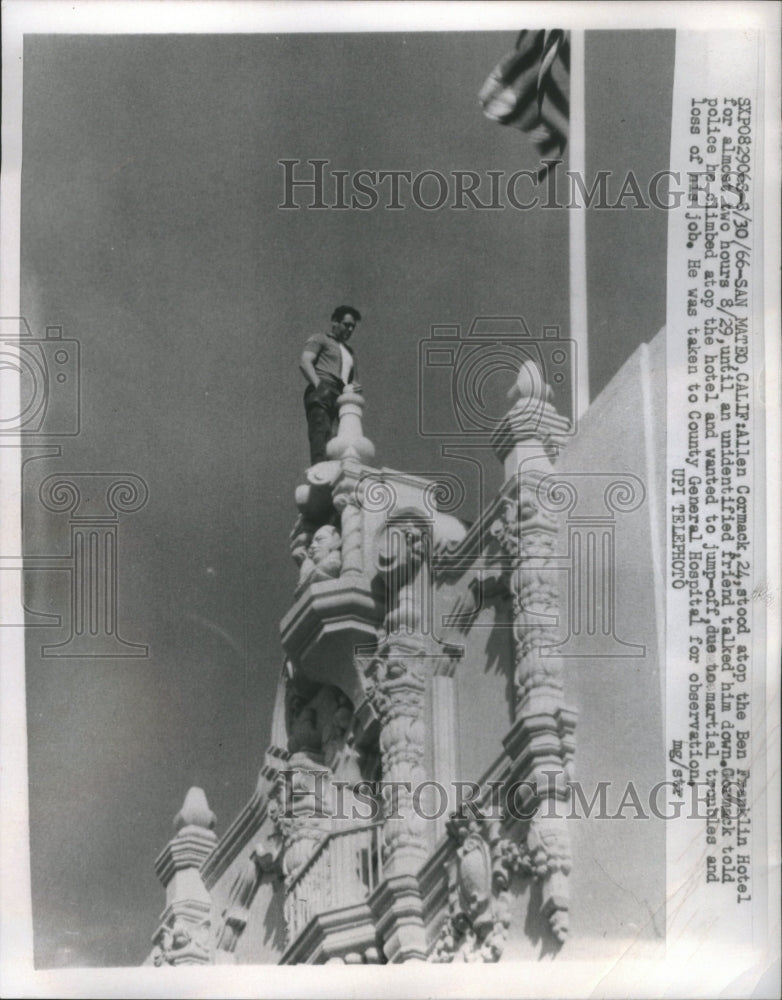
[{"xmin": 304, "ymin": 375, "xmax": 343, "ymax": 465}]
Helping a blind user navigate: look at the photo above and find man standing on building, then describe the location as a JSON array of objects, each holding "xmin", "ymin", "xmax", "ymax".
[{"xmin": 299, "ymin": 305, "xmax": 361, "ymax": 464}]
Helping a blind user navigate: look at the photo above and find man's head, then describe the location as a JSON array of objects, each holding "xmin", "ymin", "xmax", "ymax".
[
  {"xmin": 330, "ymin": 305, "xmax": 361, "ymax": 343},
  {"xmin": 309, "ymin": 525, "xmax": 341, "ymax": 562}
]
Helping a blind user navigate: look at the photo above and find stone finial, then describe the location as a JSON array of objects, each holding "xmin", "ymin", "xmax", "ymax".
[
  {"xmin": 491, "ymin": 359, "xmax": 570, "ymax": 476},
  {"xmin": 174, "ymin": 787, "xmax": 216, "ymax": 834},
  {"xmin": 325, "ymin": 387, "xmax": 375, "ymax": 464}
]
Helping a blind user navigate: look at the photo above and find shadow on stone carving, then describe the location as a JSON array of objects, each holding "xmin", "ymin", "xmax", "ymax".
[
  {"xmin": 523, "ymin": 876, "xmax": 562, "ymax": 958},
  {"xmin": 262, "ymin": 879, "xmax": 287, "ymax": 955}
]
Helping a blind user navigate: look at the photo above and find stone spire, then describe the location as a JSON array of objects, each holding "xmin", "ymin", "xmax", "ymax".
[{"xmin": 152, "ymin": 787, "xmax": 217, "ymax": 966}]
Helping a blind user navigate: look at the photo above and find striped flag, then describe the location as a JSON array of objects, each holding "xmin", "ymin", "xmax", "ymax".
[{"xmin": 479, "ymin": 30, "xmax": 570, "ymax": 164}]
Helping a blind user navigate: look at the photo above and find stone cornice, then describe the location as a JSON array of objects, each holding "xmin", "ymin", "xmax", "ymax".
[
  {"xmin": 503, "ymin": 705, "xmax": 578, "ymax": 782},
  {"xmin": 280, "ymin": 577, "xmax": 383, "ymax": 655},
  {"xmin": 154, "ymin": 827, "xmax": 218, "ymax": 887},
  {"xmin": 280, "ymin": 901, "xmax": 378, "ymax": 964}
]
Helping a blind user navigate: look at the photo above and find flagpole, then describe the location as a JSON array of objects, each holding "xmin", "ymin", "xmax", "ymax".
[{"xmin": 569, "ymin": 30, "xmax": 589, "ymax": 421}]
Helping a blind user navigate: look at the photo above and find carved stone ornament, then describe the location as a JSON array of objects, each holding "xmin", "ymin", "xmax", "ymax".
[
  {"xmin": 428, "ymin": 813, "xmax": 523, "ymax": 963},
  {"xmin": 363, "ymin": 510, "xmax": 435, "ymax": 875},
  {"xmin": 489, "ymin": 489, "xmax": 562, "ymax": 710},
  {"xmin": 289, "ymin": 516, "xmax": 315, "ymax": 569},
  {"xmin": 296, "ymin": 524, "xmax": 343, "ymax": 590},
  {"xmin": 214, "ymin": 841, "xmax": 283, "ymax": 954},
  {"xmin": 152, "ymin": 916, "xmax": 211, "ymax": 966},
  {"xmin": 325, "ymin": 945, "xmax": 383, "ymax": 964},
  {"xmin": 268, "ymin": 766, "xmax": 331, "ymax": 885},
  {"xmin": 520, "ymin": 812, "xmax": 572, "ymax": 943},
  {"xmin": 365, "ymin": 645, "xmax": 429, "ymax": 871},
  {"xmin": 331, "ymin": 465, "xmax": 365, "ymax": 576}
]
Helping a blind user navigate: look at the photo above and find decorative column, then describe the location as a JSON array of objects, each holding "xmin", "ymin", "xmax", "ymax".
[
  {"xmin": 152, "ymin": 787, "xmax": 217, "ymax": 966},
  {"xmin": 329, "ymin": 387, "xmax": 375, "ymax": 575},
  {"xmin": 490, "ymin": 362, "xmax": 576, "ymax": 946},
  {"xmin": 365, "ymin": 517, "xmax": 433, "ymax": 962},
  {"xmin": 490, "ymin": 490, "xmax": 562, "ymax": 713}
]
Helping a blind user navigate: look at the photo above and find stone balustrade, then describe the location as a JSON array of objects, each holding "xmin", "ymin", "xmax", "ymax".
[{"xmin": 284, "ymin": 823, "xmax": 384, "ymax": 943}]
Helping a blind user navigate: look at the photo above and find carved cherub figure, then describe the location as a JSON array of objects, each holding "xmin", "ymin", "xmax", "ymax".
[
  {"xmin": 154, "ymin": 916, "xmax": 211, "ymax": 965},
  {"xmin": 297, "ymin": 524, "xmax": 342, "ymax": 588}
]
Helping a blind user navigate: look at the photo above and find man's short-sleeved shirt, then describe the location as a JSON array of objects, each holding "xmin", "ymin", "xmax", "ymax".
[{"xmin": 303, "ymin": 332, "xmax": 356, "ymax": 384}]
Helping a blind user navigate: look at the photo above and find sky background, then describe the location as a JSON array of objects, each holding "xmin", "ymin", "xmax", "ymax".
[{"xmin": 20, "ymin": 29, "xmax": 673, "ymax": 966}]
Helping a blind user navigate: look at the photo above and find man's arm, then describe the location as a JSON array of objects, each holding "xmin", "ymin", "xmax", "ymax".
[
  {"xmin": 300, "ymin": 349, "xmax": 320, "ymax": 388},
  {"xmin": 345, "ymin": 350, "xmax": 360, "ymax": 393}
]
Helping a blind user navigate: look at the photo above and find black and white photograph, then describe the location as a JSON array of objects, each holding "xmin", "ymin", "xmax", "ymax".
[{"xmin": 1, "ymin": 2, "xmax": 779, "ymax": 997}]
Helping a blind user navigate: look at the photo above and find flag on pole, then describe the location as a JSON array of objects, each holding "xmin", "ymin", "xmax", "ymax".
[
  {"xmin": 479, "ymin": 30, "xmax": 570, "ymax": 163},
  {"xmin": 479, "ymin": 29, "xmax": 587, "ymax": 420}
]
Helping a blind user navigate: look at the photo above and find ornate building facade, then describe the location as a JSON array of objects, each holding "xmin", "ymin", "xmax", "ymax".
[{"xmin": 145, "ymin": 331, "xmax": 667, "ymax": 966}]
